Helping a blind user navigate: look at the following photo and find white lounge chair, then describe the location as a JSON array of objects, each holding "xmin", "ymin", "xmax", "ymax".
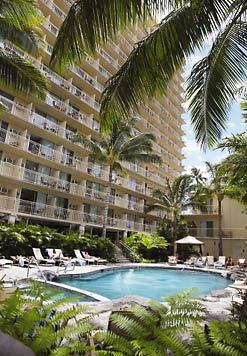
[
  {"xmin": 206, "ymin": 255, "xmax": 214, "ymax": 267},
  {"xmin": 238, "ymin": 258, "xmax": 247, "ymax": 268},
  {"xmin": 168, "ymin": 256, "xmax": 177, "ymax": 266},
  {"xmin": 194, "ymin": 256, "xmax": 207, "ymax": 268},
  {"xmin": 32, "ymin": 248, "xmax": 55, "ymax": 265},
  {"xmin": 214, "ymin": 256, "xmax": 226, "ymax": 268},
  {"xmin": 184, "ymin": 256, "xmax": 197, "ymax": 266},
  {"xmin": 73, "ymin": 250, "xmax": 87, "ymax": 266},
  {"xmin": 0, "ymin": 258, "xmax": 13, "ymax": 267},
  {"xmin": 82, "ymin": 251, "xmax": 107, "ymax": 264}
]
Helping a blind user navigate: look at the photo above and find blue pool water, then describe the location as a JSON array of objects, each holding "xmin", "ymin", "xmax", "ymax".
[{"xmin": 58, "ymin": 268, "xmax": 230, "ymax": 301}]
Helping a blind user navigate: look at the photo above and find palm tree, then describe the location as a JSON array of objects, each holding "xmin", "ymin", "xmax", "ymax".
[
  {"xmin": 73, "ymin": 121, "xmax": 161, "ymax": 238},
  {"xmin": 145, "ymin": 175, "xmax": 197, "ymax": 255},
  {"xmin": 217, "ymin": 133, "xmax": 247, "ymax": 203},
  {"xmin": 0, "ymin": 0, "xmax": 47, "ymax": 100},
  {"xmin": 50, "ymin": 1, "xmax": 245, "ymax": 147},
  {"xmin": 204, "ymin": 162, "xmax": 232, "ymax": 257}
]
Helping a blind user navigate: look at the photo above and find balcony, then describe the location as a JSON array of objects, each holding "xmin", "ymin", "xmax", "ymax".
[
  {"xmin": 0, "ymin": 195, "xmax": 157, "ymax": 232},
  {"xmin": 182, "ymin": 206, "xmax": 217, "ymax": 216}
]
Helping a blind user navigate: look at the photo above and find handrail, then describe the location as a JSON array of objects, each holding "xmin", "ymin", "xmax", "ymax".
[
  {"xmin": 28, "ymin": 260, "xmax": 47, "ymax": 281},
  {"xmin": 118, "ymin": 241, "xmax": 139, "ymax": 262}
]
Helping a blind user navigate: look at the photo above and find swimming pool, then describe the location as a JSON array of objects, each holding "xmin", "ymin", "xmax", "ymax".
[{"xmin": 58, "ymin": 268, "xmax": 230, "ymax": 301}]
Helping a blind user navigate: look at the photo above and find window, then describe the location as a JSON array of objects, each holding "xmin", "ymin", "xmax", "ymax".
[{"xmin": 200, "ymin": 221, "xmax": 214, "ymax": 237}]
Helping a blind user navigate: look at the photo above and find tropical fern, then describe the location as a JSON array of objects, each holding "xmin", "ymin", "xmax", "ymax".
[
  {"xmin": 0, "ymin": 281, "xmax": 101, "ymax": 355},
  {"xmin": 99, "ymin": 289, "xmax": 205, "ymax": 356}
]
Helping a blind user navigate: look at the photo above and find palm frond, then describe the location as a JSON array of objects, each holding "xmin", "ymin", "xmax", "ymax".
[
  {"xmin": 0, "ymin": 50, "xmax": 47, "ymax": 99},
  {"xmin": 1, "ymin": 0, "xmax": 42, "ymax": 30},
  {"xmin": 99, "ymin": 1, "xmax": 229, "ymax": 129},
  {"xmin": 50, "ymin": 0, "xmax": 169, "ymax": 68},
  {"xmin": 187, "ymin": 20, "xmax": 247, "ymax": 149},
  {"xmin": 0, "ymin": 19, "xmax": 42, "ymax": 56}
]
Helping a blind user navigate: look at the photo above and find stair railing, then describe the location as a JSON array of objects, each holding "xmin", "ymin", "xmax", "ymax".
[{"xmin": 117, "ymin": 241, "xmax": 139, "ymax": 262}]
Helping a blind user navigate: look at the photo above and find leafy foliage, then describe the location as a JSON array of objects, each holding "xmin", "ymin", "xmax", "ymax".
[
  {"xmin": 123, "ymin": 232, "xmax": 168, "ymax": 261},
  {"xmin": 50, "ymin": 0, "xmax": 246, "ymax": 147},
  {"xmin": 0, "ymin": 281, "xmax": 101, "ymax": 355},
  {"xmin": 217, "ymin": 132, "xmax": 247, "ymax": 204},
  {"xmin": 99, "ymin": 289, "xmax": 206, "ymax": 356},
  {"xmin": 0, "ymin": 223, "xmax": 116, "ymax": 261},
  {"xmin": 0, "ymin": 0, "xmax": 47, "ymax": 98},
  {"xmin": 73, "ymin": 120, "xmax": 161, "ymax": 238},
  {"xmin": 146, "ymin": 174, "xmax": 204, "ymax": 255}
]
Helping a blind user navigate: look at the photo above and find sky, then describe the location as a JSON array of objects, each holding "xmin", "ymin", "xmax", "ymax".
[{"xmin": 181, "ymin": 51, "xmax": 246, "ymax": 175}]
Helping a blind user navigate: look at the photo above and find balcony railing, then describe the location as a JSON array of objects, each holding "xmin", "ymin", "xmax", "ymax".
[
  {"xmin": 182, "ymin": 206, "xmax": 218, "ymax": 215},
  {"xmin": 0, "ymin": 195, "xmax": 157, "ymax": 232}
]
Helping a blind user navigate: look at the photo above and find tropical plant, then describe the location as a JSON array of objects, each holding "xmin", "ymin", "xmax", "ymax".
[
  {"xmin": 0, "ymin": 0, "xmax": 47, "ymax": 99},
  {"xmin": 98, "ymin": 289, "xmax": 206, "ymax": 356},
  {"xmin": 73, "ymin": 121, "xmax": 161, "ymax": 238},
  {"xmin": 203, "ymin": 162, "xmax": 233, "ymax": 256},
  {"xmin": 217, "ymin": 132, "xmax": 247, "ymax": 204},
  {"xmin": 0, "ymin": 223, "xmax": 116, "ymax": 260},
  {"xmin": 146, "ymin": 174, "xmax": 201, "ymax": 255},
  {"xmin": 0, "ymin": 281, "xmax": 101, "ymax": 355},
  {"xmin": 50, "ymin": 1, "xmax": 247, "ymax": 148},
  {"xmin": 123, "ymin": 232, "xmax": 168, "ymax": 261}
]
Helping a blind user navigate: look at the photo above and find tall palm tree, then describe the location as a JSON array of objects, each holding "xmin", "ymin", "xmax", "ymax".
[
  {"xmin": 204, "ymin": 162, "xmax": 232, "ymax": 257},
  {"xmin": 50, "ymin": 1, "xmax": 246, "ymax": 147},
  {"xmin": 73, "ymin": 121, "xmax": 161, "ymax": 238},
  {"xmin": 145, "ymin": 175, "xmax": 197, "ymax": 255},
  {"xmin": 0, "ymin": 0, "xmax": 47, "ymax": 100}
]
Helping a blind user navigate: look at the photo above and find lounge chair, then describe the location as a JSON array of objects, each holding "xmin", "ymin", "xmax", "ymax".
[
  {"xmin": 238, "ymin": 258, "xmax": 247, "ymax": 268},
  {"xmin": 71, "ymin": 250, "xmax": 86, "ymax": 266},
  {"xmin": 194, "ymin": 256, "xmax": 207, "ymax": 268},
  {"xmin": 206, "ymin": 255, "xmax": 214, "ymax": 267},
  {"xmin": 0, "ymin": 258, "xmax": 13, "ymax": 267},
  {"xmin": 184, "ymin": 256, "xmax": 197, "ymax": 266},
  {"xmin": 214, "ymin": 256, "xmax": 226, "ymax": 268},
  {"xmin": 32, "ymin": 248, "xmax": 55, "ymax": 265},
  {"xmin": 11, "ymin": 255, "xmax": 30, "ymax": 267},
  {"xmin": 168, "ymin": 256, "xmax": 177, "ymax": 266},
  {"xmin": 82, "ymin": 251, "xmax": 107, "ymax": 265}
]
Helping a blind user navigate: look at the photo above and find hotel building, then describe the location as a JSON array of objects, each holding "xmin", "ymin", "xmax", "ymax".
[
  {"xmin": 183, "ymin": 197, "xmax": 247, "ymax": 261},
  {"xmin": 0, "ymin": 0, "xmax": 185, "ymax": 238}
]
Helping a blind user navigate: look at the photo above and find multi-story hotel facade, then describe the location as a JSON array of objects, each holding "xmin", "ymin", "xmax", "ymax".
[{"xmin": 0, "ymin": 0, "xmax": 185, "ymax": 238}]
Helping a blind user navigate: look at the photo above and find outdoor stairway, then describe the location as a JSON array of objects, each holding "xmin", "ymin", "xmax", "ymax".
[{"xmin": 114, "ymin": 246, "xmax": 131, "ymax": 263}]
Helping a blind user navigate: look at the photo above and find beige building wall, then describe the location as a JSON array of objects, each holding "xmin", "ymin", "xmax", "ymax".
[{"xmin": 183, "ymin": 197, "xmax": 247, "ymax": 262}]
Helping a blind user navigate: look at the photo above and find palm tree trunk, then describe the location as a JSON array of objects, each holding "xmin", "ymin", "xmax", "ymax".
[
  {"xmin": 173, "ymin": 227, "xmax": 177, "ymax": 256},
  {"xmin": 172, "ymin": 214, "xmax": 177, "ymax": 256},
  {"xmin": 102, "ymin": 166, "xmax": 113, "ymax": 238},
  {"xmin": 218, "ymin": 199, "xmax": 223, "ymax": 256}
]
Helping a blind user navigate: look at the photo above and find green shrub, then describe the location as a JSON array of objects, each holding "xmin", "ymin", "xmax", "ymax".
[
  {"xmin": 0, "ymin": 223, "xmax": 116, "ymax": 260},
  {"xmin": 123, "ymin": 232, "xmax": 168, "ymax": 262}
]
